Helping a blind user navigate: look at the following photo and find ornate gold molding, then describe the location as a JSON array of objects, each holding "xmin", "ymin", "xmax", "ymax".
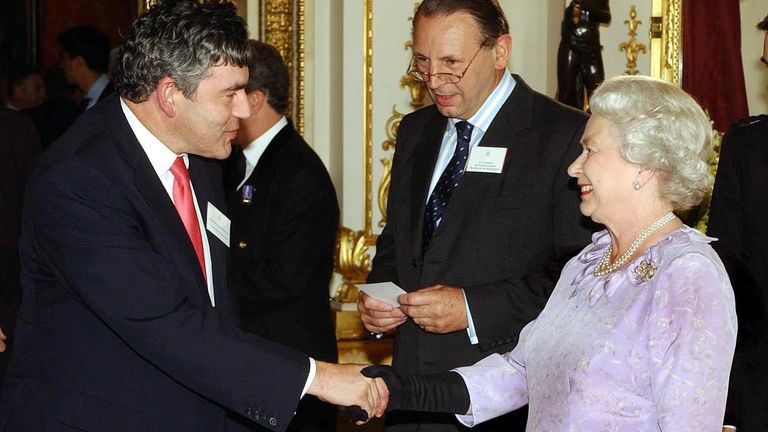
[
  {"xmin": 378, "ymin": 107, "xmax": 404, "ymax": 227},
  {"xmin": 333, "ymin": 227, "xmax": 373, "ymax": 303},
  {"xmin": 363, "ymin": 0, "xmax": 375, "ymax": 242},
  {"xmin": 261, "ymin": 0, "xmax": 305, "ymax": 134},
  {"xmin": 650, "ymin": 0, "xmax": 682, "ymax": 85},
  {"xmin": 619, "ymin": 6, "xmax": 647, "ymax": 75}
]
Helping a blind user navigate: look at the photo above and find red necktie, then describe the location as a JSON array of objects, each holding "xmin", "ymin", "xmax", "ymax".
[{"xmin": 170, "ymin": 157, "xmax": 207, "ymax": 281}]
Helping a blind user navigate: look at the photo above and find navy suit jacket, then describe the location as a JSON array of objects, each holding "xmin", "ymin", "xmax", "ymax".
[{"xmin": 0, "ymin": 94, "xmax": 309, "ymax": 432}]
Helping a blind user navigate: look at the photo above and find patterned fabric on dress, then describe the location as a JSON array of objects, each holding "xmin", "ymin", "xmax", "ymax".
[{"xmin": 454, "ymin": 226, "xmax": 737, "ymax": 432}]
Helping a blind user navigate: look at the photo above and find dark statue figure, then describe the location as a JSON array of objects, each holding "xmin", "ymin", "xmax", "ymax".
[{"xmin": 557, "ymin": 0, "xmax": 611, "ymax": 110}]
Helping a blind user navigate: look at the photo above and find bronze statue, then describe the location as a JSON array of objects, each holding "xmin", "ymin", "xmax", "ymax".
[{"xmin": 557, "ymin": 0, "xmax": 611, "ymax": 110}]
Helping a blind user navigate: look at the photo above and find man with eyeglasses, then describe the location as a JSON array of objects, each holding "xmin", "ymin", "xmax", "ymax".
[
  {"xmin": 709, "ymin": 13, "xmax": 768, "ymax": 432},
  {"xmin": 357, "ymin": 1, "xmax": 594, "ymax": 431}
]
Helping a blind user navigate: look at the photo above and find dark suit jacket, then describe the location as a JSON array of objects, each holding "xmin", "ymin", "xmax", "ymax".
[
  {"xmin": 707, "ymin": 114, "xmax": 768, "ymax": 432},
  {"xmin": 227, "ymin": 122, "xmax": 338, "ymax": 364},
  {"xmin": 368, "ymin": 75, "xmax": 593, "ymax": 431},
  {"xmin": 22, "ymin": 97, "xmax": 81, "ymax": 149},
  {"xmin": 0, "ymin": 108, "xmax": 42, "ymax": 246},
  {"xmin": 0, "ymin": 95, "xmax": 309, "ymax": 432},
  {"xmin": 96, "ymin": 80, "xmax": 115, "ymax": 104},
  {"xmin": 0, "ymin": 108, "xmax": 42, "ymax": 375}
]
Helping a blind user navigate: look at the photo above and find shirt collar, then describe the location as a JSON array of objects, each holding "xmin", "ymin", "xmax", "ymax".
[
  {"xmin": 120, "ymin": 97, "xmax": 186, "ymax": 175},
  {"xmin": 242, "ymin": 116, "xmax": 288, "ymax": 168},
  {"xmin": 85, "ymin": 75, "xmax": 110, "ymax": 104},
  {"xmin": 447, "ymin": 70, "xmax": 516, "ymax": 135}
]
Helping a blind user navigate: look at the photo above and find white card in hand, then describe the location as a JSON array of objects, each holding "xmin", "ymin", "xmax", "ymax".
[{"xmin": 357, "ymin": 282, "xmax": 407, "ymax": 307}]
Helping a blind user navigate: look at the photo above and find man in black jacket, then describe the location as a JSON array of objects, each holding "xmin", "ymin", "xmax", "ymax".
[
  {"xmin": 708, "ymin": 13, "xmax": 768, "ymax": 432},
  {"xmin": 227, "ymin": 40, "xmax": 339, "ymax": 432}
]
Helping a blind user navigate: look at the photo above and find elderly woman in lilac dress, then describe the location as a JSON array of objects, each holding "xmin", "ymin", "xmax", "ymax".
[{"xmin": 364, "ymin": 75, "xmax": 737, "ymax": 431}]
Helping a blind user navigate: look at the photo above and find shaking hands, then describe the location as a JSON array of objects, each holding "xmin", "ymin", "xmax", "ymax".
[{"xmin": 307, "ymin": 362, "xmax": 388, "ymax": 425}]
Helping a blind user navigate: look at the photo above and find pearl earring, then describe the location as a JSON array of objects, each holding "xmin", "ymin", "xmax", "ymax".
[{"xmin": 633, "ymin": 180, "xmax": 641, "ymax": 190}]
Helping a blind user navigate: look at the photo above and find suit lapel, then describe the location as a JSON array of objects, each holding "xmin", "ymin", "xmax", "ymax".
[
  {"xmin": 232, "ymin": 122, "xmax": 292, "ymax": 196},
  {"xmin": 410, "ymin": 114, "xmax": 448, "ymax": 259},
  {"xmin": 426, "ymin": 76, "xmax": 534, "ymax": 252},
  {"xmin": 251, "ymin": 123, "xmax": 293, "ymax": 180},
  {"xmin": 102, "ymin": 95, "xmax": 210, "ymax": 302},
  {"xmin": 189, "ymin": 156, "xmax": 230, "ymax": 312}
]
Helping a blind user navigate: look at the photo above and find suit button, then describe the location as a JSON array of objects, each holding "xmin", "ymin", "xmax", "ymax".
[
  {"xmin": 238, "ymin": 240, "xmax": 247, "ymax": 249},
  {"xmin": 269, "ymin": 417, "xmax": 277, "ymax": 426}
]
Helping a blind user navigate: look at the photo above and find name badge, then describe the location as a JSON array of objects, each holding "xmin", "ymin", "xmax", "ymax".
[
  {"xmin": 465, "ymin": 147, "xmax": 507, "ymax": 174},
  {"xmin": 206, "ymin": 202, "xmax": 231, "ymax": 246}
]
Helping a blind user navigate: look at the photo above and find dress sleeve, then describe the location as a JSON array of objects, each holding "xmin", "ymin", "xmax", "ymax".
[
  {"xmin": 451, "ymin": 320, "xmax": 533, "ymax": 427},
  {"xmin": 648, "ymin": 252, "xmax": 737, "ymax": 431}
]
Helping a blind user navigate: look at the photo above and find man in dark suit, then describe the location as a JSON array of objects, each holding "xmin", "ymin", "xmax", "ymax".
[
  {"xmin": 227, "ymin": 40, "xmax": 339, "ymax": 432},
  {"xmin": 357, "ymin": 1, "xmax": 594, "ymax": 431},
  {"xmin": 0, "ymin": 107, "xmax": 42, "ymax": 380},
  {"xmin": 0, "ymin": 2, "xmax": 382, "ymax": 431},
  {"xmin": 708, "ymin": 14, "xmax": 768, "ymax": 432},
  {"xmin": 57, "ymin": 25, "xmax": 114, "ymax": 111}
]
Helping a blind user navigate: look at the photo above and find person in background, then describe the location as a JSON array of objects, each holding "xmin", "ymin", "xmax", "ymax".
[
  {"xmin": 0, "ymin": 106, "xmax": 42, "ymax": 383},
  {"xmin": 21, "ymin": 65, "xmax": 81, "ymax": 148},
  {"xmin": 4, "ymin": 65, "xmax": 45, "ymax": 111},
  {"xmin": 357, "ymin": 0, "xmax": 593, "ymax": 430},
  {"xmin": 0, "ymin": 1, "xmax": 383, "ymax": 430},
  {"xmin": 364, "ymin": 75, "xmax": 737, "ymax": 432},
  {"xmin": 57, "ymin": 25, "xmax": 113, "ymax": 111},
  {"xmin": 708, "ymin": 13, "xmax": 768, "ymax": 432},
  {"xmin": 227, "ymin": 40, "xmax": 339, "ymax": 432}
]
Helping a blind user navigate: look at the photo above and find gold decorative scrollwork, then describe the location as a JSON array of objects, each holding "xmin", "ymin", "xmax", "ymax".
[
  {"xmin": 263, "ymin": 1, "xmax": 292, "ymax": 72},
  {"xmin": 333, "ymin": 227, "xmax": 372, "ymax": 304},
  {"xmin": 619, "ymin": 6, "xmax": 647, "ymax": 75},
  {"xmin": 663, "ymin": 0, "xmax": 682, "ymax": 85},
  {"xmin": 401, "ymin": 40, "xmax": 428, "ymax": 109},
  {"xmin": 650, "ymin": 0, "xmax": 682, "ymax": 85},
  {"xmin": 378, "ymin": 106, "xmax": 404, "ymax": 227},
  {"xmin": 261, "ymin": 0, "xmax": 305, "ymax": 134}
]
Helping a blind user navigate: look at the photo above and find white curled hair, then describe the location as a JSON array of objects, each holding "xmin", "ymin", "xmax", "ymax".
[{"xmin": 589, "ymin": 75, "xmax": 714, "ymax": 211}]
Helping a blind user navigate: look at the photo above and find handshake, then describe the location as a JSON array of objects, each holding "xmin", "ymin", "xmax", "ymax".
[{"xmin": 309, "ymin": 362, "xmax": 469, "ymax": 425}]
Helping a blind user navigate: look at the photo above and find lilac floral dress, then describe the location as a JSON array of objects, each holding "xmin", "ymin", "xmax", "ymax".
[{"xmin": 454, "ymin": 227, "xmax": 737, "ymax": 431}]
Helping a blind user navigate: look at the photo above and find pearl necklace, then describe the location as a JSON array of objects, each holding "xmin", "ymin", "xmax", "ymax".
[{"xmin": 593, "ymin": 211, "xmax": 676, "ymax": 277}]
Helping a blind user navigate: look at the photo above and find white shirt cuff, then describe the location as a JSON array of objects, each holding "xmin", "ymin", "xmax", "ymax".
[
  {"xmin": 463, "ymin": 289, "xmax": 479, "ymax": 345},
  {"xmin": 301, "ymin": 357, "xmax": 316, "ymax": 398}
]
